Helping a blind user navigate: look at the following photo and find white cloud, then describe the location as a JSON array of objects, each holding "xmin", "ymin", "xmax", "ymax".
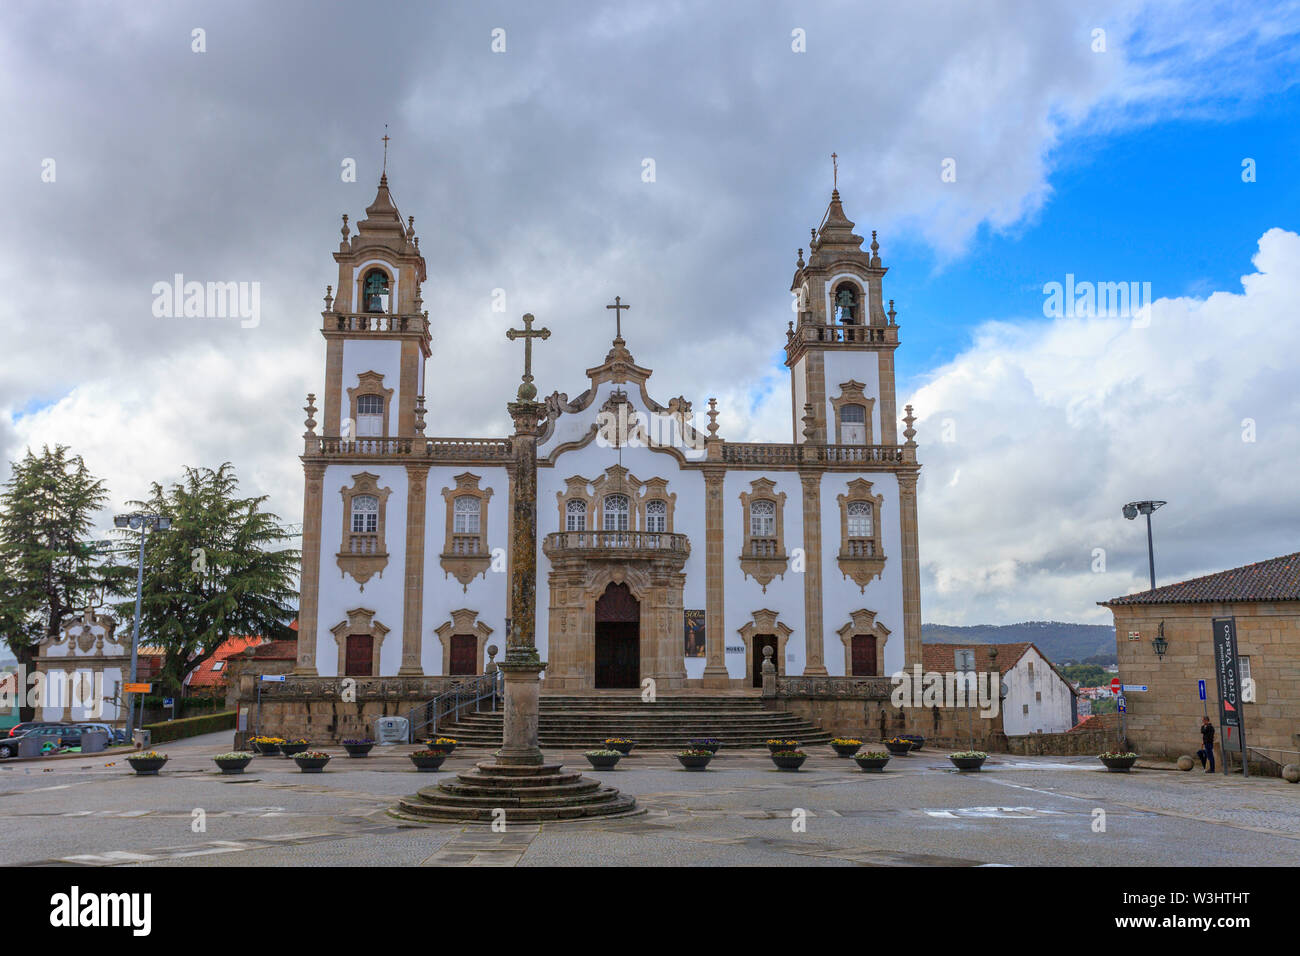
[{"xmin": 911, "ymin": 228, "xmax": 1300, "ymax": 624}]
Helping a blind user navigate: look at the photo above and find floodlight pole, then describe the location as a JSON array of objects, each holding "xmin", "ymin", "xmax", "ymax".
[
  {"xmin": 123, "ymin": 520, "xmax": 148, "ymax": 744},
  {"xmin": 1144, "ymin": 510, "xmax": 1156, "ymax": 592}
]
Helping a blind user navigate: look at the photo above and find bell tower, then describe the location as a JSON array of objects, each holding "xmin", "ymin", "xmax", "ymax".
[
  {"xmin": 784, "ymin": 172, "xmax": 900, "ymax": 448},
  {"xmin": 320, "ymin": 166, "xmax": 431, "ymax": 442}
]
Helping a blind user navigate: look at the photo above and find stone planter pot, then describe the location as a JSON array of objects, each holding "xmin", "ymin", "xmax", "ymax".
[
  {"xmin": 676, "ymin": 753, "xmax": 713, "ymax": 771},
  {"xmin": 771, "ymin": 753, "xmax": 807, "ymax": 771},
  {"xmin": 767, "ymin": 741, "xmax": 799, "ymax": 754},
  {"xmin": 949, "ymin": 755, "xmax": 987, "ymax": 772},
  {"xmin": 1099, "ymin": 755, "xmax": 1138, "ymax": 773},
  {"xmin": 409, "ymin": 754, "xmax": 447, "ymax": 772},
  {"xmin": 901, "ymin": 734, "xmax": 925, "ymax": 752},
  {"xmin": 853, "ymin": 755, "xmax": 891, "ymax": 773},
  {"xmin": 127, "ymin": 757, "xmax": 167, "ymax": 776},
  {"xmin": 605, "ymin": 740, "xmax": 636, "ymax": 755},
  {"xmin": 280, "ymin": 743, "xmax": 309, "ymax": 757},
  {"xmin": 343, "ymin": 743, "xmax": 375, "ymax": 758},
  {"xmin": 831, "ymin": 742, "xmax": 863, "ymax": 758},
  {"xmin": 688, "ymin": 740, "xmax": 721, "ymax": 754},
  {"xmin": 213, "ymin": 757, "xmax": 252, "ymax": 775},
  {"xmin": 884, "ymin": 740, "xmax": 912, "ymax": 756},
  {"xmin": 585, "ymin": 752, "xmax": 622, "ymax": 770},
  {"xmin": 294, "ymin": 755, "xmax": 331, "ymax": 773},
  {"xmin": 253, "ymin": 742, "xmax": 281, "ymax": 756}
]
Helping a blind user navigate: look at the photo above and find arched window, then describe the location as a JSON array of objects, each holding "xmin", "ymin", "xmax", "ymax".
[
  {"xmin": 602, "ymin": 494, "xmax": 630, "ymax": 532},
  {"xmin": 350, "ymin": 495, "xmax": 378, "ymax": 534},
  {"xmin": 833, "ymin": 282, "xmax": 860, "ymax": 324},
  {"xmin": 750, "ymin": 499, "xmax": 776, "ymax": 538},
  {"xmin": 362, "ymin": 269, "xmax": 390, "ymax": 313},
  {"xmin": 453, "ymin": 496, "xmax": 481, "ymax": 534},
  {"xmin": 645, "ymin": 499, "xmax": 667, "ymax": 533},
  {"xmin": 356, "ymin": 393, "xmax": 383, "ymax": 437},
  {"xmin": 565, "ymin": 499, "xmax": 587, "ymax": 531},
  {"xmin": 846, "ymin": 501, "xmax": 873, "ymax": 554},
  {"xmin": 841, "ymin": 403, "xmax": 866, "ymax": 445}
]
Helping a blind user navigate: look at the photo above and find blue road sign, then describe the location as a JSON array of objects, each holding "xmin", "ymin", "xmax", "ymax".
[
  {"xmin": 163, "ymin": 697, "xmax": 174, "ymax": 708},
  {"xmin": 1198, "ymin": 679, "xmax": 1206, "ymax": 701},
  {"xmin": 1117, "ymin": 695, "xmax": 1127, "ymax": 713}
]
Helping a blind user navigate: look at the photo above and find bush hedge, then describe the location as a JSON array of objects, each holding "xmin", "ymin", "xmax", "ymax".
[{"xmin": 142, "ymin": 710, "xmax": 237, "ymax": 743}]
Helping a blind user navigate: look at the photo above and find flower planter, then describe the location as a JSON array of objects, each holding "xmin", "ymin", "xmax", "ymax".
[
  {"xmin": 901, "ymin": 734, "xmax": 926, "ymax": 752},
  {"xmin": 343, "ymin": 743, "xmax": 375, "ymax": 757},
  {"xmin": 884, "ymin": 740, "xmax": 912, "ymax": 756},
  {"xmin": 853, "ymin": 755, "xmax": 891, "ymax": 773},
  {"xmin": 1099, "ymin": 755, "xmax": 1138, "ymax": 773},
  {"xmin": 409, "ymin": 753, "xmax": 447, "ymax": 772},
  {"xmin": 585, "ymin": 751, "xmax": 623, "ymax": 770},
  {"xmin": 213, "ymin": 756, "xmax": 253, "ymax": 775},
  {"xmin": 605, "ymin": 740, "xmax": 636, "ymax": 755},
  {"xmin": 676, "ymin": 752, "xmax": 714, "ymax": 771},
  {"xmin": 253, "ymin": 741, "xmax": 281, "ymax": 756},
  {"xmin": 771, "ymin": 752, "xmax": 807, "ymax": 771},
  {"xmin": 127, "ymin": 756, "xmax": 167, "ymax": 776},
  {"xmin": 766, "ymin": 741, "xmax": 799, "ymax": 754},
  {"xmin": 294, "ymin": 754, "xmax": 331, "ymax": 773},
  {"xmin": 949, "ymin": 754, "xmax": 987, "ymax": 772},
  {"xmin": 688, "ymin": 739, "xmax": 721, "ymax": 754},
  {"xmin": 280, "ymin": 742, "xmax": 309, "ymax": 758},
  {"xmin": 831, "ymin": 742, "xmax": 863, "ymax": 758}
]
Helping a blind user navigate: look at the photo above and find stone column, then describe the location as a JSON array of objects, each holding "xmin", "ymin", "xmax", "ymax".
[
  {"xmin": 701, "ymin": 465, "xmax": 730, "ymax": 688},
  {"xmin": 899, "ymin": 406, "xmax": 923, "ymax": 669},
  {"xmin": 295, "ymin": 461, "xmax": 326, "ymax": 675},
  {"xmin": 497, "ymin": 397, "xmax": 546, "ymax": 767},
  {"xmin": 799, "ymin": 470, "xmax": 828, "ymax": 676},
  {"xmin": 398, "ymin": 464, "xmax": 429, "ymax": 675}
]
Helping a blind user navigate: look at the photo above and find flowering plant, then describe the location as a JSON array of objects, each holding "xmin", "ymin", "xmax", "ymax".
[
  {"xmin": 132, "ymin": 751, "xmax": 167, "ymax": 760},
  {"xmin": 678, "ymin": 749, "xmax": 714, "ymax": 757},
  {"xmin": 831, "ymin": 737, "xmax": 863, "ymax": 746},
  {"xmin": 951, "ymin": 750, "xmax": 987, "ymax": 759},
  {"xmin": 857, "ymin": 752, "xmax": 890, "ymax": 760},
  {"xmin": 885, "ymin": 737, "xmax": 912, "ymax": 746},
  {"xmin": 342, "ymin": 738, "xmax": 374, "ymax": 745},
  {"xmin": 765, "ymin": 739, "xmax": 798, "ymax": 746},
  {"xmin": 605, "ymin": 737, "xmax": 633, "ymax": 744},
  {"xmin": 214, "ymin": 752, "xmax": 254, "ymax": 760},
  {"xmin": 430, "ymin": 737, "xmax": 457, "ymax": 745},
  {"xmin": 295, "ymin": 751, "xmax": 331, "ymax": 760},
  {"xmin": 688, "ymin": 737, "xmax": 719, "ymax": 744},
  {"xmin": 251, "ymin": 736, "xmax": 285, "ymax": 745},
  {"xmin": 772, "ymin": 750, "xmax": 806, "ymax": 758},
  {"xmin": 1099, "ymin": 751, "xmax": 1137, "ymax": 760},
  {"xmin": 284, "ymin": 738, "xmax": 309, "ymax": 745},
  {"xmin": 585, "ymin": 749, "xmax": 622, "ymax": 757},
  {"xmin": 412, "ymin": 749, "xmax": 447, "ymax": 758}
]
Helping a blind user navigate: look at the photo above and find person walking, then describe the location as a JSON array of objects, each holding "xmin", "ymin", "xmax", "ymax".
[{"xmin": 1198, "ymin": 717, "xmax": 1216, "ymax": 772}]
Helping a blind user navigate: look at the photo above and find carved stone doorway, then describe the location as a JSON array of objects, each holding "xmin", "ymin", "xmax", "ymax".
[{"xmin": 594, "ymin": 582, "xmax": 640, "ymax": 689}]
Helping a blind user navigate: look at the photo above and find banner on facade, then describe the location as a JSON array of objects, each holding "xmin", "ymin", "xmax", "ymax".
[{"xmin": 684, "ymin": 609, "xmax": 705, "ymax": 658}]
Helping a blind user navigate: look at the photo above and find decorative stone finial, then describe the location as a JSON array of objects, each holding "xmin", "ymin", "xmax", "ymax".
[
  {"xmin": 786, "ymin": 319, "xmax": 795, "ymax": 340},
  {"xmin": 802, "ymin": 402, "xmax": 817, "ymax": 442},
  {"xmin": 706, "ymin": 397, "xmax": 720, "ymax": 438},
  {"xmin": 324, "ymin": 285, "xmax": 334, "ymax": 312},
  {"xmin": 903, "ymin": 404, "xmax": 917, "ymax": 445},
  {"xmin": 796, "ymin": 247, "xmax": 804, "ymax": 269},
  {"xmin": 341, "ymin": 213, "xmax": 349, "ymax": 240},
  {"xmin": 887, "ymin": 299, "xmax": 896, "ymax": 325},
  {"xmin": 304, "ymin": 394, "xmax": 317, "ymax": 434},
  {"xmin": 414, "ymin": 394, "xmax": 427, "ymax": 435},
  {"xmin": 871, "ymin": 230, "xmax": 881, "ymax": 266},
  {"xmin": 408, "ymin": 215, "xmax": 415, "ymax": 235}
]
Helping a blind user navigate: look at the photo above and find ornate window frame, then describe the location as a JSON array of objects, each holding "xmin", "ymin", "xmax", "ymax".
[
  {"xmin": 836, "ymin": 608, "xmax": 890, "ymax": 677},
  {"xmin": 360, "ymin": 265, "xmax": 394, "ymax": 314},
  {"xmin": 555, "ymin": 476, "xmax": 594, "ymax": 532},
  {"xmin": 434, "ymin": 608, "xmax": 494, "ymax": 676},
  {"xmin": 830, "ymin": 381, "xmax": 874, "ymax": 445},
  {"xmin": 836, "ymin": 478, "xmax": 886, "ymax": 592},
  {"xmin": 329, "ymin": 607, "xmax": 390, "ymax": 676},
  {"xmin": 440, "ymin": 472, "xmax": 493, "ymax": 591},
  {"xmin": 737, "ymin": 609, "xmax": 794, "ymax": 681},
  {"xmin": 337, "ymin": 472, "xmax": 391, "ymax": 587},
  {"xmin": 636, "ymin": 477, "xmax": 675, "ymax": 533},
  {"xmin": 346, "ymin": 370, "xmax": 394, "ymax": 439},
  {"xmin": 739, "ymin": 478, "xmax": 788, "ymax": 592}
]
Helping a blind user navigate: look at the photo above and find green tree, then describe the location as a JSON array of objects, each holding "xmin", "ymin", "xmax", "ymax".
[
  {"xmin": 0, "ymin": 445, "xmax": 124, "ymax": 720},
  {"xmin": 112, "ymin": 463, "xmax": 299, "ymax": 697}
]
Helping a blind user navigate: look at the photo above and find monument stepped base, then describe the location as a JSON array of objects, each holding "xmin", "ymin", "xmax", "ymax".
[{"xmin": 393, "ymin": 760, "xmax": 641, "ymax": 824}]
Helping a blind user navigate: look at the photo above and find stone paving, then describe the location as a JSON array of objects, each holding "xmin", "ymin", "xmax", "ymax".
[{"xmin": 1, "ymin": 731, "xmax": 1296, "ymax": 867}]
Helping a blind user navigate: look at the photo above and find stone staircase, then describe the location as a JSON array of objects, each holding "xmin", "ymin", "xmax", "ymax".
[
  {"xmin": 394, "ymin": 761, "xmax": 640, "ymax": 823},
  {"xmin": 433, "ymin": 694, "xmax": 833, "ymax": 750}
]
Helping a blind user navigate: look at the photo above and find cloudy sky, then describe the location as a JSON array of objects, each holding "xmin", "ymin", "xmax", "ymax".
[{"xmin": 3, "ymin": 0, "xmax": 1298, "ymax": 625}]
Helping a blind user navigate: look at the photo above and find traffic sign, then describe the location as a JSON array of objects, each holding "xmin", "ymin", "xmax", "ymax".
[
  {"xmin": 123, "ymin": 682, "xmax": 151, "ymax": 694},
  {"xmin": 1110, "ymin": 678, "xmax": 1121, "ymax": 695},
  {"xmin": 1122, "ymin": 684, "xmax": 1148, "ymax": 692},
  {"xmin": 163, "ymin": 697, "xmax": 175, "ymax": 708},
  {"xmin": 260, "ymin": 675, "xmax": 286, "ymax": 683},
  {"xmin": 1198, "ymin": 679, "xmax": 1206, "ymax": 701},
  {"xmin": 1117, "ymin": 695, "xmax": 1127, "ymax": 713}
]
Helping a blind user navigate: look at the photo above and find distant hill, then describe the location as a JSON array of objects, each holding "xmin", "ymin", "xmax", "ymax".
[{"xmin": 921, "ymin": 621, "xmax": 1117, "ymax": 667}]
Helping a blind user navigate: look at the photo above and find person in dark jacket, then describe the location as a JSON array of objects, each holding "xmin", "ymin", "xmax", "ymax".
[{"xmin": 1198, "ymin": 717, "xmax": 1216, "ymax": 772}]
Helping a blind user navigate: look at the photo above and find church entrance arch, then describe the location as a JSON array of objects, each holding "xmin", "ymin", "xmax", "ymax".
[{"xmin": 594, "ymin": 582, "xmax": 640, "ymax": 689}]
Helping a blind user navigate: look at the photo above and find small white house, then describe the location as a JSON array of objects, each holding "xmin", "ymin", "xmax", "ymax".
[{"xmin": 922, "ymin": 641, "xmax": 1078, "ymax": 736}]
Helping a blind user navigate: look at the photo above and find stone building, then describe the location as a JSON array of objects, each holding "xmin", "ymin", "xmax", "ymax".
[
  {"xmin": 34, "ymin": 606, "xmax": 126, "ymax": 726},
  {"xmin": 292, "ymin": 168, "xmax": 923, "ymax": 692},
  {"xmin": 1101, "ymin": 552, "xmax": 1300, "ymax": 768},
  {"xmin": 922, "ymin": 641, "xmax": 1078, "ymax": 735}
]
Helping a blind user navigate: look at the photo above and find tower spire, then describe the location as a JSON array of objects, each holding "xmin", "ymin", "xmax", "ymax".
[
  {"xmin": 832, "ymin": 151, "xmax": 838, "ymax": 192},
  {"xmin": 381, "ymin": 125, "xmax": 390, "ymax": 178}
]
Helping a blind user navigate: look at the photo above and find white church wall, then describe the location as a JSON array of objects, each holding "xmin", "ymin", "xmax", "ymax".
[
  {"xmin": 819, "ymin": 471, "xmax": 905, "ymax": 677},
  {"xmin": 792, "ymin": 357, "xmax": 807, "ymax": 442},
  {"xmin": 722, "ymin": 471, "xmax": 806, "ymax": 679},
  {"xmin": 823, "ymin": 349, "xmax": 882, "ymax": 443},
  {"xmin": 420, "ymin": 464, "xmax": 510, "ymax": 675},
  {"xmin": 314, "ymin": 462, "xmax": 409, "ymax": 676},
  {"xmin": 340, "ymin": 339, "xmax": 402, "ymax": 435},
  {"xmin": 1002, "ymin": 647, "xmax": 1076, "ymax": 735}
]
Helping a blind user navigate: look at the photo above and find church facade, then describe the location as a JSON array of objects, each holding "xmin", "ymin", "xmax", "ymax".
[{"xmin": 292, "ymin": 171, "xmax": 923, "ymax": 691}]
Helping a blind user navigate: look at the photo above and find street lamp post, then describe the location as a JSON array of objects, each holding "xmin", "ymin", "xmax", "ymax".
[
  {"xmin": 1122, "ymin": 500, "xmax": 1166, "ymax": 591},
  {"xmin": 114, "ymin": 512, "xmax": 170, "ymax": 743}
]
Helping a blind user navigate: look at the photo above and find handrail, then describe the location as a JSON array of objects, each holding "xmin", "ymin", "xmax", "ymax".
[{"xmin": 405, "ymin": 670, "xmax": 501, "ymax": 742}]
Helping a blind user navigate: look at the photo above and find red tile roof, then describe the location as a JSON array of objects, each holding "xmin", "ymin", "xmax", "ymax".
[
  {"xmin": 1101, "ymin": 552, "xmax": 1300, "ymax": 606},
  {"xmin": 188, "ymin": 636, "xmax": 266, "ymax": 688},
  {"xmin": 921, "ymin": 642, "xmax": 1032, "ymax": 677},
  {"xmin": 248, "ymin": 640, "xmax": 297, "ymax": 660}
]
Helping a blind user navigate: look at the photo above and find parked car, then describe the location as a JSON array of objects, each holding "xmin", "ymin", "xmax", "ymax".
[
  {"xmin": 76, "ymin": 723, "xmax": 126, "ymax": 746},
  {"xmin": 0, "ymin": 726, "xmax": 65, "ymax": 759}
]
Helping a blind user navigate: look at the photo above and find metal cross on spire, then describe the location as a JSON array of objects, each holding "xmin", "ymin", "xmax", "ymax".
[
  {"xmin": 605, "ymin": 295, "xmax": 631, "ymax": 341},
  {"xmin": 382, "ymin": 125, "xmax": 390, "ymax": 175},
  {"xmin": 506, "ymin": 312, "xmax": 550, "ymax": 400},
  {"xmin": 832, "ymin": 151, "xmax": 838, "ymax": 190}
]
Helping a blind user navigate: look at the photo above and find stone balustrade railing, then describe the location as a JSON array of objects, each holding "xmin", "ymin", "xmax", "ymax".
[
  {"xmin": 311, "ymin": 436, "xmax": 513, "ymax": 461},
  {"xmin": 324, "ymin": 312, "xmax": 429, "ymax": 335},
  {"xmin": 787, "ymin": 322, "xmax": 897, "ymax": 346},
  {"xmin": 721, "ymin": 443, "xmax": 906, "ymax": 466},
  {"xmin": 543, "ymin": 530, "xmax": 691, "ymax": 558},
  {"xmin": 774, "ymin": 675, "xmax": 894, "ymax": 699}
]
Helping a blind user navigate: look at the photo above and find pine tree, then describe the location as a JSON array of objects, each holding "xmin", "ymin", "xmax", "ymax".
[
  {"xmin": 111, "ymin": 463, "xmax": 299, "ymax": 698},
  {"xmin": 0, "ymin": 445, "xmax": 118, "ymax": 720}
]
